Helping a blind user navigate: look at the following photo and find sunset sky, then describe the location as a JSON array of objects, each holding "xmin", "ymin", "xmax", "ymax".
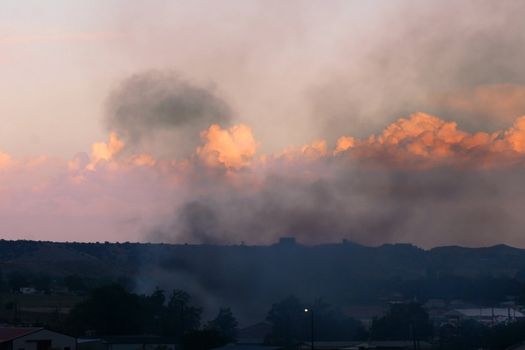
[{"xmin": 3, "ymin": 1, "xmax": 525, "ymax": 247}]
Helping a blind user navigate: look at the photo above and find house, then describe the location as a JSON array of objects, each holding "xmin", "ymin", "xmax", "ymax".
[
  {"xmin": 19, "ymin": 288, "xmax": 38, "ymax": 295},
  {"xmin": 445, "ymin": 308, "xmax": 524, "ymax": 326},
  {"xmin": 0, "ymin": 327, "xmax": 76, "ymax": 350},
  {"xmin": 78, "ymin": 336, "xmax": 177, "ymax": 350}
]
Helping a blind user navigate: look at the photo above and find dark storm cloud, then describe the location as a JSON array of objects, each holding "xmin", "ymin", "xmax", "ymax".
[{"xmin": 105, "ymin": 71, "xmax": 232, "ymax": 157}]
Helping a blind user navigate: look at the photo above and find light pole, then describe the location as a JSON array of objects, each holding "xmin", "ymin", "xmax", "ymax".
[{"xmin": 304, "ymin": 308, "xmax": 314, "ymax": 350}]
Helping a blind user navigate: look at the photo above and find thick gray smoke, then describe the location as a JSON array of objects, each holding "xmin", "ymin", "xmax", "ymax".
[
  {"xmin": 149, "ymin": 160, "xmax": 525, "ymax": 249},
  {"xmin": 99, "ymin": 1, "xmax": 525, "ymax": 249},
  {"xmin": 310, "ymin": 0, "xmax": 525, "ymax": 142},
  {"xmin": 106, "ymin": 71, "xmax": 232, "ymax": 157}
]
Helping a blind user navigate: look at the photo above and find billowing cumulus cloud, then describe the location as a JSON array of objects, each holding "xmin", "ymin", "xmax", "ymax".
[
  {"xmin": 3, "ymin": 113, "xmax": 525, "ymax": 248},
  {"xmin": 197, "ymin": 124, "xmax": 258, "ymax": 170}
]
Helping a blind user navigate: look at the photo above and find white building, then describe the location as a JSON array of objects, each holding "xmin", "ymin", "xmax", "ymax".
[
  {"xmin": 0, "ymin": 327, "xmax": 76, "ymax": 350},
  {"xmin": 19, "ymin": 288, "xmax": 38, "ymax": 295}
]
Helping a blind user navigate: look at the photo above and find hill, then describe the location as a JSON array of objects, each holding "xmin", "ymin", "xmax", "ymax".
[{"xmin": 1, "ymin": 239, "xmax": 525, "ymax": 322}]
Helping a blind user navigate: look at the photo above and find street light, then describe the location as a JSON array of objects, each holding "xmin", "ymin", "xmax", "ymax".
[{"xmin": 304, "ymin": 308, "xmax": 314, "ymax": 350}]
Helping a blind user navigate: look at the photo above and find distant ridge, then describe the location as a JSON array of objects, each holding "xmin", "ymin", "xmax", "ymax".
[{"xmin": 2, "ymin": 238, "xmax": 525, "ymax": 323}]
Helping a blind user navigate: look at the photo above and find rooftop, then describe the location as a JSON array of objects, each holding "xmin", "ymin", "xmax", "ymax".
[{"xmin": 0, "ymin": 327, "xmax": 43, "ymax": 343}]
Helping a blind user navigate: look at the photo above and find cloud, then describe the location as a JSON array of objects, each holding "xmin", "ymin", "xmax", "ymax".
[
  {"xmin": 197, "ymin": 124, "xmax": 258, "ymax": 170},
  {"xmin": 308, "ymin": 0, "xmax": 525, "ymax": 141},
  {"xmin": 149, "ymin": 114, "xmax": 525, "ymax": 248},
  {"xmin": 5, "ymin": 113, "xmax": 525, "ymax": 248},
  {"xmin": 86, "ymin": 132, "xmax": 124, "ymax": 170}
]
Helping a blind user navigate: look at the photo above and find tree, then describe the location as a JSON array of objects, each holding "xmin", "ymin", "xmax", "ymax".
[
  {"xmin": 8, "ymin": 272, "xmax": 28, "ymax": 292},
  {"xmin": 206, "ymin": 307, "xmax": 238, "ymax": 342},
  {"xmin": 33, "ymin": 274, "xmax": 51, "ymax": 293},
  {"xmin": 266, "ymin": 295, "xmax": 307, "ymax": 348},
  {"xmin": 141, "ymin": 288, "xmax": 166, "ymax": 334},
  {"xmin": 438, "ymin": 320, "xmax": 488, "ymax": 350},
  {"xmin": 308, "ymin": 298, "xmax": 365, "ymax": 341},
  {"xmin": 370, "ymin": 302, "xmax": 432, "ymax": 342},
  {"xmin": 486, "ymin": 319, "xmax": 525, "ymax": 350},
  {"xmin": 64, "ymin": 275, "xmax": 87, "ymax": 293},
  {"xmin": 0, "ymin": 269, "xmax": 5, "ymax": 291},
  {"xmin": 163, "ymin": 289, "xmax": 202, "ymax": 339},
  {"xmin": 68, "ymin": 284, "xmax": 144, "ymax": 335}
]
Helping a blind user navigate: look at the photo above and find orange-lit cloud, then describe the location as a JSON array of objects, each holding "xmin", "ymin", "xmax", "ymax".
[
  {"xmin": 0, "ymin": 151, "xmax": 14, "ymax": 170},
  {"xmin": 86, "ymin": 132, "xmax": 125, "ymax": 170},
  {"xmin": 7, "ymin": 113, "xmax": 525, "ymax": 179},
  {"xmin": 197, "ymin": 124, "xmax": 257, "ymax": 169},
  {"xmin": 329, "ymin": 113, "xmax": 525, "ymax": 168},
  {"xmin": 277, "ymin": 139, "xmax": 328, "ymax": 162},
  {"xmin": 4, "ymin": 114, "xmax": 525, "ymax": 246},
  {"xmin": 334, "ymin": 136, "xmax": 356, "ymax": 154}
]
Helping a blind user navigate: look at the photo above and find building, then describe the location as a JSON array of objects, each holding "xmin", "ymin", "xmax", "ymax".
[
  {"xmin": 445, "ymin": 308, "xmax": 524, "ymax": 326},
  {"xmin": 19, "ymin": 288, "xmax": 38, "ymax": 295},
  {"xmin": 0, "ymin": 327, "xmax": 76, "ymax": 350},
  {"xmin": 78, "ymin": 336, "xmax": 177, "ymax": 350}
]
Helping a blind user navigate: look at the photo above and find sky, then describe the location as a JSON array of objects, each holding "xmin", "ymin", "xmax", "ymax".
[{"xmin": 3, "ymin": 0, "xmax": 525, "ymax": 247}]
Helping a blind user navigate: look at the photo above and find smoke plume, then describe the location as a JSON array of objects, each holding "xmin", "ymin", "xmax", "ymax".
[{"xmin": 105, "ymin": 71, "xmax": 232, "ymax": 158}]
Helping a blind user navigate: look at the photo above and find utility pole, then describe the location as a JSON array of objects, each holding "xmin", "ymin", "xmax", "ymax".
[{"xmin": 304, "ymin": 308, "xmax": 314, "ymax": 350}]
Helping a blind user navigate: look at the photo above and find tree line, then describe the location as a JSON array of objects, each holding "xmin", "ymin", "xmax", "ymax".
[
  {"xmin": 64, "ymin": 285, "xmax": 369, "ymax": 350},
  {"xmin": 66, "ymin": 284, "xmax": 236, "ymax": 350}
]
